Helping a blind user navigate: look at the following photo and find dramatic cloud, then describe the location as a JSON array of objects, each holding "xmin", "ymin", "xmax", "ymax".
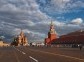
[
  {"xmin": 71, "ymin": 18, "xmax": 83, "ymax": 25},
  {"xmin": 0, "ymin": 0, "xmax": 51, "ymax": 42},
  {"xmin": 37, "ymin": 0, "xmax": 84, "ymax": 14},
  {"xmin": 0, "ymin": 0, "xmax": 84, "ymax": 42}
]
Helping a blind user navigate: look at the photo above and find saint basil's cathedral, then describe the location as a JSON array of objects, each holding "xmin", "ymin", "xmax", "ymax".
[{"xmin": 11, "ymin": 30, "xmax": 28, "ymax": 46}]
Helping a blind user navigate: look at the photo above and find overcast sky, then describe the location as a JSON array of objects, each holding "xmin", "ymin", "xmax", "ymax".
[{"xmin": 0, "ymin": 0, "xmax": 84, "ymax": 42}]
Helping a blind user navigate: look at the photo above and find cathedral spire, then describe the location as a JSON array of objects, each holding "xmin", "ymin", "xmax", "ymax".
[{"xmin": 20, "ymin": 29, "xmax": 24, "ymax": 37}]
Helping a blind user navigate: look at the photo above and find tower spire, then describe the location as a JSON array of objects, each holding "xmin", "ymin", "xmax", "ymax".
[
  {"xmin": 45, "ymin": 20, "xmax": 57, "ymax": 45},
  {"xmin": 51, "ymin": 20, "xmax": 53, "ymax": 25},
  {"xmin": 49, "ymin": 21, "xmax": 56, "ymax": 34}
]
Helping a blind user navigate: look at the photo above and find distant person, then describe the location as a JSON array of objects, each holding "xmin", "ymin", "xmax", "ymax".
[{"xmin": 79, "ymin": 45, "xmax": 82, "ymax": 50}]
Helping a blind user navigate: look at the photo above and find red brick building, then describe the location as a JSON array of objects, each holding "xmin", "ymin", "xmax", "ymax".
[
  {"xmin": 45, "ymin": 21, "xmax": 84, "ymax": 45},
  {"xmin": 51, "ymin": 30, "xmax": 84, "ymax": 44},
  {"xmin": 45, "ymin": 21, "xmax": 57, "ymax": 45}
]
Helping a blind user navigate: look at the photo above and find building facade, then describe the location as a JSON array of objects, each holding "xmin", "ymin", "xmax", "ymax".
[
  {"xmin": 45, "ymin": 21, "xmax": 84, "ymax": 46},
  {"xmin": 45, "ymin": 21, "xmax": 57, "ymax": 45},
  {"xmin": 0, "ymin": 41, "xmax": 9, "ymax": 47},
  {"xmin": 12, "ymin": 30, "xmax": 28, "ymax": 46},
  {"xmin": 51, "ymin": 30, "xmax": 84, "ymax": 44}
]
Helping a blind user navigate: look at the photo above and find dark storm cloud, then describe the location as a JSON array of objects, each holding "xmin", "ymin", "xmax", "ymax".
[{"xmin": 0, "ymin": 0, "xmax": 84, "ymax": 42}]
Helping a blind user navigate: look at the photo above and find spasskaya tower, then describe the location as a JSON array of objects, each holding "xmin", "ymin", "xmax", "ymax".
[{"xmin": 45, "ymin": 21, "xmax": 57, "ymax": 45}]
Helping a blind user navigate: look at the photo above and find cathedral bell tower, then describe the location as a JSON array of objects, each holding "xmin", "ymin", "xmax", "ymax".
[{"xmin": 45, "ymin": 21, "xmax": 57, "ymax": 45}]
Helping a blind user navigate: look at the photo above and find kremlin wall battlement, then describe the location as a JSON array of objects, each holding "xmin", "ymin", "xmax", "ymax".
[{"xmin": 45, "ymin": 21, "xmax": 84, "ymax": 45}]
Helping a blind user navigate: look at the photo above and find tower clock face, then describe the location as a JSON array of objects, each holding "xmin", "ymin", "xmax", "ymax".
[
  {"xmin": 50, "ymin": 25, "xmax": 54, "ymax": 29},
  {"xmin": 50, "ymin": 29, "xmax": 54, "ymax": 33}
]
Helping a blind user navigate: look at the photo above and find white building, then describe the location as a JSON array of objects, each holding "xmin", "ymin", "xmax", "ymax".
[{"xmin": 0, "ymin": 41, "xmax": 9, "ymax": 47}]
